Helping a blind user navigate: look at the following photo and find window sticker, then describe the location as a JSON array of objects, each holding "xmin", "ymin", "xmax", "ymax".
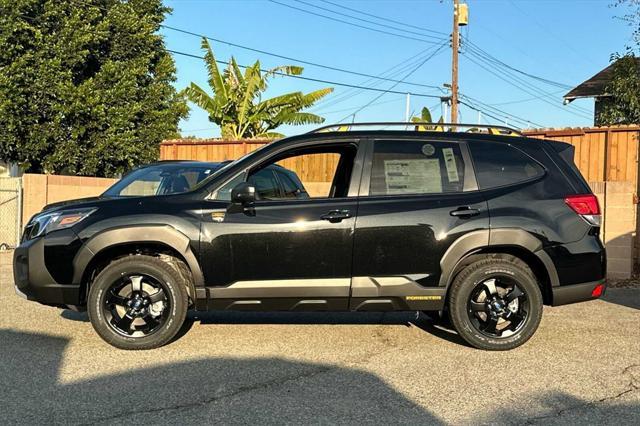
[
  {"xmin": 442, "ymin": 148, "xmax": 460, "ymax": 182},
  {"xmin": 421, "ymin": 143, "xmax": 435, "ymax": 156},
  {"xmin": 384, "ymin": 159, "xmax": 442, "ymax": 194}
]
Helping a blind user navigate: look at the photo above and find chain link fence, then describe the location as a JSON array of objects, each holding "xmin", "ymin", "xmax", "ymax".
[{"xmin": 0, "ymin": 177, "xmax": 22, "ymax": 250}]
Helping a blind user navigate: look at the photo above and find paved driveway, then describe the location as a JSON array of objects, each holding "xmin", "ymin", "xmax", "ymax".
[{"xmin": 1, "ymin": 252, "xmax": 638, "ymax": 425}]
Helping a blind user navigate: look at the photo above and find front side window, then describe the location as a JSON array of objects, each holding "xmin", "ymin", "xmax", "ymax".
[
  {"xmin": 248, "ymin": 168, "xmax": 281, "ymax": 200},
  {"xmin": 369, "ymin": 140, "xmax": 466, "ymax": 196},
  {"xmin": 469, "ymin": 142, "xmax": 545, "ymax": 189},
  {"xmin": 214, "ymin": 143, "xmax": 357, "ymax": 201}
]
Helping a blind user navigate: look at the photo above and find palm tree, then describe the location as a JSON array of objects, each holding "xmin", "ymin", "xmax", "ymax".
[
  {"xmin": 182, "ymin": 38, "xmax": 333, "ymax": 139},
  {"xmin": 411, "ymin": 107, "xmax": 444, "ymax": 131}
]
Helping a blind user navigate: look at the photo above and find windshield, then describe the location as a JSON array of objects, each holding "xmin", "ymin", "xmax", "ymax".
[{"xmin": 103, "ymin": 163, "xmax": 223, "ymax": 197}]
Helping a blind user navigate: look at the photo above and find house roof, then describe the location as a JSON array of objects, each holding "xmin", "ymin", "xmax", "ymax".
[{"xmin": 564, "ymin": 58, "xmax": 640, "ymax": 101}]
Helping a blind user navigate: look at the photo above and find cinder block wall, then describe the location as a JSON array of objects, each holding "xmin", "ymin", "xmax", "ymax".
[
  {"xmin": 590, "ymin": 181, "xmax": 637, "ymax": 279},
  {"xmin": 22, "ymin": 174, "xmax": 116, "ymax": 224}
]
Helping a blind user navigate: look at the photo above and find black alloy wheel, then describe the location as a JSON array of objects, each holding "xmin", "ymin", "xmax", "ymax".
[
  {"xmin": 103, "ymin": 274, "xmax": 170, "ymax": 337},
  {"xmin": 88, "ymin": 255, "xmax": 189, "ymax": 350},
  {"xmin": 467, "ymin": 277, "xmax": 528, "ymax": 338}
]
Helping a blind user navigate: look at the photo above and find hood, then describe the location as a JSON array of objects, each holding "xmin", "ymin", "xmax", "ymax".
[{"xmin": 42, "ymin": 196, "xmax": 106, "ymax": 212}]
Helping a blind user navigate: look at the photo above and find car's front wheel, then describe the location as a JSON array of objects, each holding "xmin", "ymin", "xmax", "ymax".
[
  {"xmin": 448, "ymin": 255, "xmax": 543, "ymax": 350},
  {"xmin": 87, "ymin": 255, "xmax": 189, "ymax": 350}
]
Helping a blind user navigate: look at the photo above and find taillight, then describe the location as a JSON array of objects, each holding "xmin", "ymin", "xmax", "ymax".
[{"xmin": 564, "ymin": 194, "xmax": 601, "ymax": 226}]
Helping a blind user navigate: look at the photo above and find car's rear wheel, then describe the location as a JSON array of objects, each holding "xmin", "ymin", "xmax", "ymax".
[
  {"xmin": 448, "ymin": 255, "xmax": 543, "ymax": 350},
  {"xmin": 87, "ymin": 255, "xmax": 188, "ymax": 350}
]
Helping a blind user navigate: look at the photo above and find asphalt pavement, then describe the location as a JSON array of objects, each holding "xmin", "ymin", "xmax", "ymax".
[{"xmin": 0, "ymin": 252, "xmax": 638, "ymax": 425}]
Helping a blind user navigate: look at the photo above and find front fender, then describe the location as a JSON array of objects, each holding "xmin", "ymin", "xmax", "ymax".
[{"xmin": 72, "ymin": 225, "xmax": 205, "ymax": 289}]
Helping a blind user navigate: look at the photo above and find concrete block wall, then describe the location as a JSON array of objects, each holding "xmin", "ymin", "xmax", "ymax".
[
  {"xmin": 22, "ymin": 174, "xmax": 116, "ymax": 225},
  {"xmin": 590, "ymin": 181, "xmax": 637, "ymax": 279}
]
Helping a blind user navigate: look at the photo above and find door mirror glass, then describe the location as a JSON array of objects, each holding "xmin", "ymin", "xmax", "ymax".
[{"xmin": 231, "ymin": 182, "xmax": 256, "ymax": 205}]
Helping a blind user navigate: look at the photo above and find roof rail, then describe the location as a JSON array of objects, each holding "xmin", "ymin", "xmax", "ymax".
[{"xmin": 308, "ymin": 122, "xmax": 523, "ymax": 136}]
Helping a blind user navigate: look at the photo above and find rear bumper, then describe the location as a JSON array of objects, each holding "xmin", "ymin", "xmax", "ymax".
[
  {"xmin": 551, "ymin": 280, "xmax": 606, "ymax": 306},
  {"xmin": 13, "ymin": 237, "xmax": 81, "ymax": 307}
]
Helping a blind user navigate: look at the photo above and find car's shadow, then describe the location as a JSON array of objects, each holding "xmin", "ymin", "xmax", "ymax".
[{"xmin": 60, "ymin": 309, "xmax": 471, "ymax": 347}]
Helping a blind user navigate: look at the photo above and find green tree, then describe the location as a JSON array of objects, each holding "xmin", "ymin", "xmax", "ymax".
[
  {"xmin": 0, "ymin": 0, "xmax": 188, "ymax": 177},
  {"xmin": 600, "ymin": 0, "xmax": 640, "ymax": 125},
  {"xmin": 599, "ymin": 53, "xmax": 640, "ymax": 125},
  {"xmin": 183, "ymin": 38, "xmax": 333, "ymax": 139}
]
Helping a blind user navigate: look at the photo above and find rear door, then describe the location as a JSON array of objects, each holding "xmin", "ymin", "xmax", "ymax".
[{"xmin": 350, "ymin": 137, "xmax": 489, "ymax": 311}]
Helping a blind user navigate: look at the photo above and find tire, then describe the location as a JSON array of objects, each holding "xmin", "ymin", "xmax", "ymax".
[
  {"xmin": 448, "ymin": 254, "xmax": 543, "ymax": 351},
  {"xmin": 87, "ymin": 255, "xmax": 189, "ymax": 350}
]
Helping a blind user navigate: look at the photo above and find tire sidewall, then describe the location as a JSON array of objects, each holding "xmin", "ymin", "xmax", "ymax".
[
  {"xmin": 450, "ymin": 260, "xmax": 543, "ymax": 350},
  {"xmin": 88, "ymin": 257, "xmax": 187, "ymax": 350}
]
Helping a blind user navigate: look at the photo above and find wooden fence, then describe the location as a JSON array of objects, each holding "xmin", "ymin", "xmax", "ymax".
[
  {"xmin": 523, "ymin": 126, "xmax": 640, "ymax": 183},
  {"xmin": 160, "ymin": 139, "xmax": 338, "ymax": 193},
  {"xmin": 162, "ymin": 126, "xmax": 640, "ymax": 188}
]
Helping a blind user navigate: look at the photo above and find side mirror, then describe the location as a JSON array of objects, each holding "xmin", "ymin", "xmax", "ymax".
[{"xmin": 231, "ymin": 182, "xmax": 256, "ymax": 205}]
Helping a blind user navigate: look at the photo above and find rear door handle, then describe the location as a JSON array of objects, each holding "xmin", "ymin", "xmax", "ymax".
[
  {"xmin": 321, "ymin": 209, "xmax": 351, "ymax": 223},
  {"xmin": 450, "ymin": 207, "xmax": 480, "ymax": 218}
]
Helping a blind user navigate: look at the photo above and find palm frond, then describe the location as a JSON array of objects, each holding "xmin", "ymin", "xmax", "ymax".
[
  {"xmin": 276, "ymin": 111, "xmax": 326, "ymax": 126},
  {"xmin": 201, "ymin": 38, "xmax": 227, "ymax": 101},
  {"xmin": 182, "ymin": 83, "xmax": 220, "ymax": 115},
  {"xmin": 298, "ymin": 88, "xmax": 333, "ymax": 108}
]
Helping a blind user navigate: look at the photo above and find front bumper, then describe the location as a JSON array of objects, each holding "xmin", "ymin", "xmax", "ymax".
[
  {"xmin": 13, "ymin": 237, "xmax": 81, "ymax": 307},
  {"xmin": 551, "ymin": 280, "xmax": 606, "ymax": 306}
]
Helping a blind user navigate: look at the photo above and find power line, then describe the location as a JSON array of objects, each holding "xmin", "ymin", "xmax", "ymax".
[
  {"xmin": 168, "ymin": 49, "xmax": 443, "ymax": 99},
  {"xmin": 338, "ymin": 43, "xmax": 447, "ymax": 122},
  {"xmin": 460, "ymin": 94, "xmax": 545, "ymax": 128},
  {"xmin": 463, "ymin": 39, "xmax": 573, "ymax": 90},
  {"xmin": 462, "ymin": 51, "xmax": 592, "ymax": 120},
  {"xmin": 464, "ymin": 45, "xmax": 591, "ymax": 116},
  {"xmin": 464, "ymin": 50, "xmax": 592, "ymax": 118},
  {"xmin": 312, "ymin": 44, "xmax": 446, "ymax": 112},
  {"xmin": 319, "ymin": 0, "xmax": 448, "ymax": 37},
  {"xmin": 291, "ymin": 0, "xmax": 446, "ymax": 41},
  {"xmin": 267, "ymin": 0, "xmax": 445, "ymax": 45},
  {"xmin": 161, "ymin": 24, "xmax": 443, "ymax": 90},
  {"xmin": 459, "ymin": 100, "xmax": 525, "ymax": 129}
]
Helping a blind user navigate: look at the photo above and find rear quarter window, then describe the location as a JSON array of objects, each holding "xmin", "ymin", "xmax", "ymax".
[{"xmin": 469, "ymin": 142, "xmax": 545, "ymax": 189}]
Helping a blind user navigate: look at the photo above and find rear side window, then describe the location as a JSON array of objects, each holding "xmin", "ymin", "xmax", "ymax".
[
  {"xmin": 469, "ymin": 142, "xmax": 544, "ymax": 189},
  {"xmin": 369, "ymin": 140, "xmax": 466, "ymax": 195}
]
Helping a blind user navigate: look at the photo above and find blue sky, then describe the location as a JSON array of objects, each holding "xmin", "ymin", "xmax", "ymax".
[{"xmin": 162, "ymin": 0, "xmax": 635, "ymax": 137}]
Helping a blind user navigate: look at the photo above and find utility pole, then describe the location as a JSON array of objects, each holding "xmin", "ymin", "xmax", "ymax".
[{"xmin": 450, "ymin": 0, "xmax": 460, "ymax": 124}]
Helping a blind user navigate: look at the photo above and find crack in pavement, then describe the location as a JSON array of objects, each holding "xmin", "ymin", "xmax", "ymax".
[
  {"xmin": 524, "ymin": 364, "xmax": 640, "ymax": 424},
  {"xmin": 84, "ymin": 365, "xmax": 334, "ymax": 425},
  {"xmin": 84, "ymin": 322, "xmax": 404, "ymax": 424}
]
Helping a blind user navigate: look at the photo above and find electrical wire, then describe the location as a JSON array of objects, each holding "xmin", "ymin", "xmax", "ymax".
[
  {"xmin": 168, "ymin": 49, "xmax": 443, "ymax": 99},
  {"xmin": 291, "ymin": 0, "xmax": 446, "ymax": 41},
  {"xmin": 462, "ymin": 51, "xmax": 592, "ymax": 120},
  {"xmin": 161, "ymin": 24, "xmax": 444, "ymax": 90},
  {"xmin": 312, "ymin": 44, "xmax": 446, "ymax": 112},
  {"xmin": 267, "ymin": 0, "xmax": 445, "ymax": 45},
  {"xmin": 319, "ymin": 0, "xmax": 448, "ymax": 36},
  {"xmin": 337, "ymin": 42, "xmax": 447, "ymax": 123}
]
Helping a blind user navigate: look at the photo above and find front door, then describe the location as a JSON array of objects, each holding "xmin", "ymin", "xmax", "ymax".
[{"xmin": 200, "ymin": 141, "xmax": 363, "ymax": 311}]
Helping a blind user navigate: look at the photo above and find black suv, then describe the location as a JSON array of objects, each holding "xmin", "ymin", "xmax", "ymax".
[{"xmin": 13, "ymin": 123, "xmax": 606, "ymax": 350}]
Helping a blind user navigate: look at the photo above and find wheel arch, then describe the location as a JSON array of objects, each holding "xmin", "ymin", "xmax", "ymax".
[
  {"xmin": 73, "ymin": 226, "xmax": 204, "ymax": 304},
  {"xmin": 439, "ymin": 229, "xmax": 559, "ymax": 305}
]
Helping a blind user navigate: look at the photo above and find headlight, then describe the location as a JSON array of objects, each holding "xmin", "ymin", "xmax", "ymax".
[{"xmin": 26, "ymin": 208, "xmax": 96, "ymax": 240}]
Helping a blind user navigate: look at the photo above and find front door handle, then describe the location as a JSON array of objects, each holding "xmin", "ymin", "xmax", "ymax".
[
  {"xmin": 320, "ymin": 209, "xmax": 351, "ymax": 223},
  {"xmin": 450, "ymin": 207, "xmax": 480, "ymax": 218}
]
